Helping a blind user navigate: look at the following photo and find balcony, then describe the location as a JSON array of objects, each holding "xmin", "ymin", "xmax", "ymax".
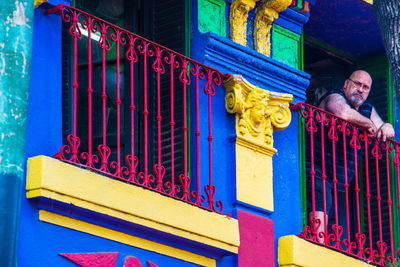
[
  {"xmin": 25, "ymin": 4, "xmax": 239, "ymax": 261},
  {"xmin": 43, "ymin": 4, "xmax": 229, "ymax": 215},
  {"xmin": 291, "ymin": 102, "xmax": 400, "ymax": 266}
]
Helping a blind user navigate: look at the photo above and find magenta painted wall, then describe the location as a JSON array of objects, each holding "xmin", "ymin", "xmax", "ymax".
[{"xmin": 238, "ymin": 210, "xmax": 275, "ymax": 266}]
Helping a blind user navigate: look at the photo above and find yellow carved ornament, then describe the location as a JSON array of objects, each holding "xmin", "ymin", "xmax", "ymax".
[
  {"xmin": 34, "ymin": 0, "xmax": 48, "ymax": 8},
  {"xmin": 229, "ymin": 0, "xmax": 259, "ymax": 46},
  {"xmin": 224, "ymin": 74, "xmax": 292, "ymax": 149},
  {"xmin": 254, "ymin": 0, "xmax": 291, "ymax": 56}
]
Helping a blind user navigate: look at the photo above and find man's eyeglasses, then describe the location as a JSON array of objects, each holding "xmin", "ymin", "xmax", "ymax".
[{"xmin": 348, "ymin": 78, "xmax": 370, "ymax": 92}]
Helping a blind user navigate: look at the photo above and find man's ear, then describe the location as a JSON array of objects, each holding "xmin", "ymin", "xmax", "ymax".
[{"xmin": 342, "ymin": 79, "xmax": 349, "ymax": 91}]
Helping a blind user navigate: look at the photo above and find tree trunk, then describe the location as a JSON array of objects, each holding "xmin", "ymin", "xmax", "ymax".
[{"xmin": 373, "ymin": 0, "xmax": 400, "ymax": 103}]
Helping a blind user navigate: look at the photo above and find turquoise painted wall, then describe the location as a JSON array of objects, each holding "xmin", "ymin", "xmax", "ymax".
[{"xmin": 0, "ymin": 1, "xmax": 34, "ymax": 266}]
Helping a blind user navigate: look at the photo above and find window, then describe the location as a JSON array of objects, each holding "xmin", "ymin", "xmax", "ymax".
[{"xmin": 62, "ymin": 0, "xmax": 188, "ymax": 192}]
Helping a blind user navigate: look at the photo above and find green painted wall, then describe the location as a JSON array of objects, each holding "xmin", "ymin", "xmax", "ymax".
[
  {"xmin": 272, "ymin": 25, "xmax": 301, "ymax": 69},
  {"xmin": 198, "ymin": 0, "xmax": 226, "ymax": 37},
  {"xmin": 0, "ymin": 1, "xmax": 33, "ymax": 266}
]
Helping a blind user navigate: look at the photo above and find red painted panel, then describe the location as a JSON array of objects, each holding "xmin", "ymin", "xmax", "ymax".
[
  {"xmin": 238, "ymin": 209, "xmax": 275, "ymax": 266},
  {"xmin": 60, "ymin": 252, "xmax": 118, "ymax": 267},
  {"xmin": 122, "ymin": 256, "xmax": 142, "ymax": 267},
  {"xmin": 147, "ymin": 261, "xmax": 159, "ymax": 267}
]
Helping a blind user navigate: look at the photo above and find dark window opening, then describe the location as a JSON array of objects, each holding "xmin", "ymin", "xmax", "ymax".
[{"xmin": 62, "ymin": 0, "xmax": 188, "ymax": 194}]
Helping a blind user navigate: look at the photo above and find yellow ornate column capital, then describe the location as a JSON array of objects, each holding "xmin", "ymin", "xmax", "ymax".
[
  {"xmin": 224, "ymin": 74, "xmax": 292, "ymax": 152},
  {"xmin": 34, "ymin": 0, "xmax": 48, "ymax": 8},
  {"xmin": 229, "ymin": 0, "xmax": 259, "ymax": 46},
  {"xmin": 254, "ymin": 0, "xmax": 291, "ymax": 56},
  {"xmin": 224, "ymin": 74, "xmax": 292, "ymax": 212}
]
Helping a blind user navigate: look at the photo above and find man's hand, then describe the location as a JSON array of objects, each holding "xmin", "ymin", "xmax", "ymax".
[
  {"xmin": 376, "ymin": 123, "xmax": 395, "ymax": 142},
  {"xmin": 366, "ymin": 121, "xmax": 378, "ymax": 138}
]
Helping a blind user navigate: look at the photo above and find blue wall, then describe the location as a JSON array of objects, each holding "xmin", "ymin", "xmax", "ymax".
[{"xmin": 19, "ymin": 1, "xmax": 309, "ymax": 266}]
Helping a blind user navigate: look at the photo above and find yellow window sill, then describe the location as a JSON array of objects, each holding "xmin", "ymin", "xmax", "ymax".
[
  {"xmin": 26, "ymin": 156, "xmax": 239, "ymax": 258},
  {"xmin": 278, "ymin": 235, "xmax": 374, "ymax": 267}
]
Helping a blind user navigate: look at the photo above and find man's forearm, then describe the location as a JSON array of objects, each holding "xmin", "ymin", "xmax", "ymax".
[{"xmin": 339, "ymin": 108, "xmax": 375, "ymax": 129}]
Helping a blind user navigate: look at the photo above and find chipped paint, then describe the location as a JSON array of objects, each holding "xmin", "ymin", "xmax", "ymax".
[
  {"xmin": 0, "ymin": 1, "xmax": 34, "ymax": 266},
  {"xmin": 6, "ymin": 1, "xmax": 31, "ymax": 28},
  {"xmin": 0, "ymin": 52, "xmax": 5, "ymax": 76}
]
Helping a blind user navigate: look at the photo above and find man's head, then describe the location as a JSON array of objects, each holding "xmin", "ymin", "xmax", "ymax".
[{"xmin": 342, "ymin": 70, "xmax": 372, "ymax": 109}]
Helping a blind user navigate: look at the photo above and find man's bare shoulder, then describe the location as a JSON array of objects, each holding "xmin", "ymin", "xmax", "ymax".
[{"xmin": 318, "ymin": 92, "xmax": 347, "ymax": 109}]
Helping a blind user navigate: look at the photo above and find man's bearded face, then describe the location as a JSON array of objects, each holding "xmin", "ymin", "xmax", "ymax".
[{"xmin": 343, "ymin": 71, "xmax": 372, "ymax": 108}]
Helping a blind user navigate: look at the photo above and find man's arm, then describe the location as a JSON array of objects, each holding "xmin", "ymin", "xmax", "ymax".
[
  {"xmin": 320, "ymin": 93, "xmax": 378, "ymax": 135},
  {"xmin": 371, "ymin": 107, "xmax": 395, "ymax": 141}
]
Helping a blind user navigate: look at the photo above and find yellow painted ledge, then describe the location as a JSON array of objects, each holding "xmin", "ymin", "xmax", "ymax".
[
  {"xmin": 278, "ymin": 235, "xmax": 374, "ymax": 267},
  {"xmin": 39, "ymin": 210, "xmax": 216, "ymax": 267},
  {"xmin": 26, "ymin": 156, "xmax": 239, "ymax": 256}
]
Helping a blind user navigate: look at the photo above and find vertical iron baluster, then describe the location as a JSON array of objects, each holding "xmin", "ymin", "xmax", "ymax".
[
  {"xmin": 202, "ymin": 69, "xmax": 223, "ymax": 213},
  {"xmin": 361, "ymin": 131, "xmax": 375, "ymax": 263},
  {"xmin": 371, "ymin": 139, "xmax": 386, "ymax": 265},
  {"xmin": 339, "ymin": 120, "xmax": 352, "ymax": 252},
  {"xmin": 98, "ymin": 22, "xmax": 111, "ymax": 173},
  {"xmin": 317, "ymin": 111, "xmax": 328, "ymax": 244},
  {"xmin": 307, "ymin": 107, "xmax": 319, "ymax": 242},
  {"xmin": 138, "ymin": 41, "xmax": 151, "ymax": 187},
  {"xmin": 205, "ymin": 69, "xmax": 215, "ymax": 211},
  {"xmin": 153, "ymin": 47, "xmax": 165, "ymax": 192},
  {"xmin": 165, "ymin": 52, "xmax": 177, "ymax": 196},
  {"xmin": 178, "ymin": 59, "xmax": 190, "ymax": 202},
  {"xmin": 384, "ymin": 141, "xmax": 394, "ymax": 264},
  {"xmin": 351, "ymin": 126, "xmax": 364, "ymax": 258},
  {"xmin": 190, "ymin": 64, "xmax": 202, "ymax": 206},
  {"xmin": 328, "ymin": 116, "xmax": 341, "ymax": 248},
  {"xmin": 125, "ymin": 35, "xmax": 138, "ymax": 183},
  {"xmin": 86, "ymin": 17, "xmax": 94, "ymax": 167},
  {"xmin": 110, "ymin": 29, "xmax": 123, "ymax": 178},
  {"xmin": 69, "ymin": 11, "xmax": 81, "ymax": 164}
]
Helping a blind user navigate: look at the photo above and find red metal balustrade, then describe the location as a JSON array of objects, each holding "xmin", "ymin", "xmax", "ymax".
[
  {"xmin": 292, "ymin": 102, "xmax": 400, "ymax": 266},
  {"xmin": 45, "ymin": 4, "xmax": 230, "ymax": 215}
]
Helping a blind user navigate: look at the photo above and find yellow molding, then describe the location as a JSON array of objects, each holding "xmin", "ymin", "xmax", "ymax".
[
  {"xmin": 254, "ymin": 0, "xmax": 292, "ymax": 56},
  {"xmin": 26, "ymin": 156, "xmax": 239, "ymax": 255},
  {"xmin": 34, "ymin": 0, "xmax": 48, "ymax": 8},
  {"xmin": 278, "ymin": 235, "xmax": 374, "ymax": 267},
  {"xmin": 229, "ymin": 0, "xmax": 259, "ymax": 46},
  {"xmin": 362, "ymin": 0, "xmax": 373, "ymax": 4},
  {"xmin": 236, "ymin": 135, "xmax": 276, "ymax": 156},
  {"xmin": 39, "ymin": 210, "xmax": 216, "ymax": 267}
]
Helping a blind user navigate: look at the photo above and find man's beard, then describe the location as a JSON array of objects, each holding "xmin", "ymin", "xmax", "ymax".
[{"xmin": 350, "ymin": 93, "xmax": 364, "ymax": 105}]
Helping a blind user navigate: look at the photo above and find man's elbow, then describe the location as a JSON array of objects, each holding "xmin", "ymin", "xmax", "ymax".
[{"xmin": 329, "ymin": 108, "xmax": 348, "ymax": 120}]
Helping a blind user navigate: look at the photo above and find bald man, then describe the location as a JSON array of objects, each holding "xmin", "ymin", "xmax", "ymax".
[{"xmin": 307, "ymin": 70, "xmax": 395, "ymax": 243}]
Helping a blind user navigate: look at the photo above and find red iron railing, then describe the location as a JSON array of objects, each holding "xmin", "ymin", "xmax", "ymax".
[
  {"xmin": 46, "ymin": 5, "xmax": 229, "ymax": 215},
  {"xmin": 292, "ymin": 102, "xmax": 400, "ymax": 266}
]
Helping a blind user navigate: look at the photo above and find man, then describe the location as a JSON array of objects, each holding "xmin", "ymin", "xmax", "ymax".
[{"xmin": 308, "ymin": 70, "xmax": 395, "ymax": 243}]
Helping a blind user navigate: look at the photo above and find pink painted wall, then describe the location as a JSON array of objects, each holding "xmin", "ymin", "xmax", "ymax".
[{"xmin": 238, "ymin": 210, "xmax": 275, "ymax": 266}]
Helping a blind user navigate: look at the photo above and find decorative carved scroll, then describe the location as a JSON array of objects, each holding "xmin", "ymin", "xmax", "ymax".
[
  {"xmin": 230, "ymin": 0, "xmax": 259, "ymax": 46},
  {"xmin": 254, "ymin": 0, "xmax": 291, "ymax": 56}
]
